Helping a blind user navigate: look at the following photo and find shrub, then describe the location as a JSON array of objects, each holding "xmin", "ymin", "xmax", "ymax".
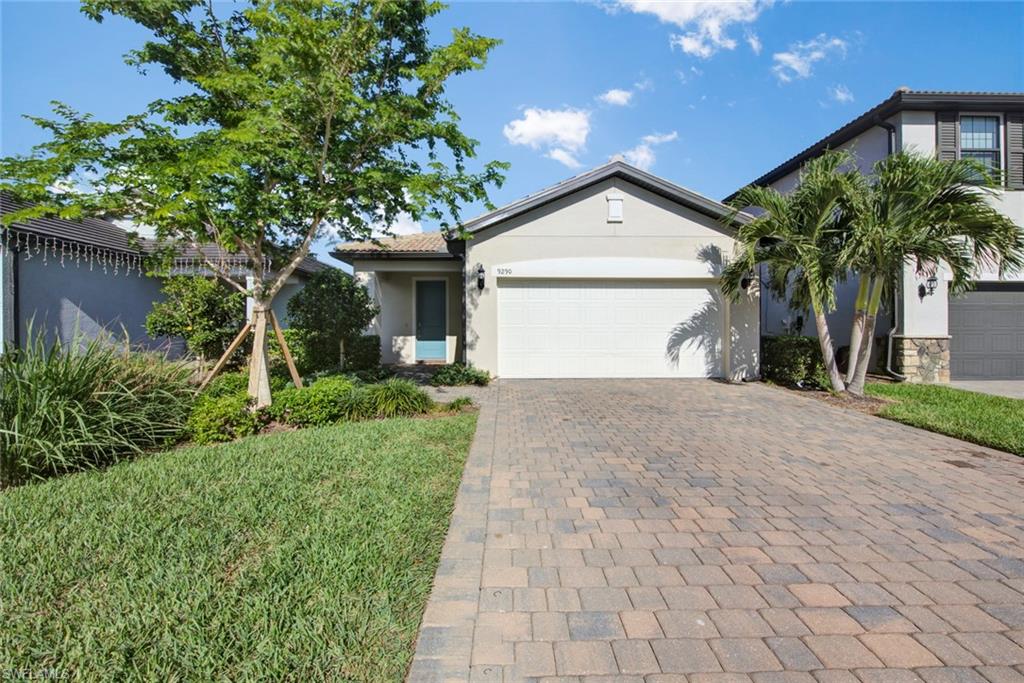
[
  {"xmin": 343, "ymin": 335, "xmax": 382, "ymax": 373},
  {"xmin": 346, "ymin": 364, "xmax": 392, "ymax": 384},
  {"xmin": 187, "ymin": 392, "xmax": 264, "ymax": 445},
  {"xmin": 204, "ymin": 369, "xmax": 288, "ymax": 398},
  {"xmin": 286, "ymin": 270, "xmax": 379, "ymax": 374},
  {"xmin": 362, "ymin": 379, "xmax": 433, "ymax": 418},
  {"xmin": 430, "ymin": 363, "xmax": 490, "ymax": 387},
  {"xmin": 264, "ymin": 376, "xmax": 357, "ymax": 427},
  {"xmin": 762, "ymin": 336, "xmax": 829, "ymax": 388},
  {"xmin": 267, "ymin": 327, "xmax": 317, "ymax": 378},
  {"xmin": 1, "ymin": 332, "xmax": 195, "ymax": 485},
  {"xmin": 145, "ymin": 276, "xmax": 246, "ymax": 364}
]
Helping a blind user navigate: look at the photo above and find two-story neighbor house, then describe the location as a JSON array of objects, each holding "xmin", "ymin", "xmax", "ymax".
[{"xmin": 732, "ymin": 89, "xmax": 1024, "ymax": 383}]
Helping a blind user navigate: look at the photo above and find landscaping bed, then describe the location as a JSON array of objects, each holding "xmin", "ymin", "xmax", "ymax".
[{"xmin": 0, "ymin": 414, "xmax": 477, "ymax": 680}]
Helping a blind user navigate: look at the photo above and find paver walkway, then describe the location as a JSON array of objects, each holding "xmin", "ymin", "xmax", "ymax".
[{"xmin": 408, "ymin": 380, "xmax": 1024, "ymax": 682}]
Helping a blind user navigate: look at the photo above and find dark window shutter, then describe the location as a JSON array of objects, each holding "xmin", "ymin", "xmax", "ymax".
[
  {"xmin": 936, "ymin": 111, "xmax": 959, "ymax": 162},
  {"xmin": 1006, "ymin": 113, "xmax": 1024, "ymax": 190}
]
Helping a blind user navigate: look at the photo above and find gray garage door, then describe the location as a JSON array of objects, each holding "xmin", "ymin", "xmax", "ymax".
[{"xmin": 949, "ymin": 284, "xmax": 1024, "ymax": 379}]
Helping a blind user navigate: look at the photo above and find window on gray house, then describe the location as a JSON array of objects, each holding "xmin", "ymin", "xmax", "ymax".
[{"xmin": 959, "ymin": 115, "xmax": 1001, "ymax": 177}]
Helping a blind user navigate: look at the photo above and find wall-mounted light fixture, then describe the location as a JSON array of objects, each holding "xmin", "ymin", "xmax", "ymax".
[
  {"xmin": 476, "ymin": 264, "xmax": 486, "ymax": 290},
  {"xmin": 740, "ymin": 272, "xmax": 754, "ymax": 290},
  {"xmin": 918, "ymin": 273, "xmax": 939, "ymax": 299}
]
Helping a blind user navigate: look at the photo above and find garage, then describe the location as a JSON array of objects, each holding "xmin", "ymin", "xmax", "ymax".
[
  {"xmin": 497, "ymin": 279, "xmax": 722, "ymax": 378},
  {"xmin": 949, "ymin": 284, "xmax": 1024, "ymax": 379}
]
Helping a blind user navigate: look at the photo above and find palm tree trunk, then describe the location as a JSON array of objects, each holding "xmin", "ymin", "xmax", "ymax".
[
  {"xmin": 847, "ymin": 276, "xmax": 884, "ymax": 396},
  {"xmin": 247, "ymin": 303, "xmax": 273, "ymax": 409},
  {"xmin": 845, "ymin": 276, "xmax": 869, "ymax": 383},
  {"xmin": 810, "ymin": 295, "xmax": 846, "ymax": 393}
]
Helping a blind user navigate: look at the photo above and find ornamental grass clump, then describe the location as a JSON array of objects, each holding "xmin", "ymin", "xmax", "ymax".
[
  {"xmin": 362, "ymin": 379, "xmax": 434, "ymax": 418},
  {"xmin": 0, "ymin": 331, "xmax": 194, "ymax": 486}
]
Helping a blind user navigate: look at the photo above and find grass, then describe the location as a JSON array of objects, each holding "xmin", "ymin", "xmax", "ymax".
[
  {"xmin": 0, "ymin": 413, "xmax": 478, "ymax": 681},
  {"xmin": 866, "ymin": 382, "xmax": 1024, "ymax": 455}
]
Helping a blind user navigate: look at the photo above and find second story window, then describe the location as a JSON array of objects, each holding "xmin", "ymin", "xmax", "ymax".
[{"xmin": 959, "ymin": 115, "xmax": 1001, "ymax": 177}]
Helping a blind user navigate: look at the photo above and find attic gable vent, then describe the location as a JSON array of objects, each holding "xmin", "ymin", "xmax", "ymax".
[{"xmin": 606, "ymin": 192, "xmax": 623, "ymax": 223}]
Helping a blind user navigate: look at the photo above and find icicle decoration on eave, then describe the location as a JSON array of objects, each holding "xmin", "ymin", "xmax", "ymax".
[
  {"xmin": 0, "ymin": 229, "xmax": 272, "ymax": 279},
  {"xmin": 1, "ymin": 228, "xmax": 143, "ymax": 276}
]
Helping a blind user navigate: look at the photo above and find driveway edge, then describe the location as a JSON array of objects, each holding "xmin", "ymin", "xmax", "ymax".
[{"xmin": 407, "ymin": 384, "xmax": 499, "ymax": 682}]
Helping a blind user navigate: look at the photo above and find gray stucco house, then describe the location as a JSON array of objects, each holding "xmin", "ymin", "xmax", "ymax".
[
  {"xmin": 0, "ymin": 194, "xmax": 330, "ymax": 354},
  {"xmin": 333, "ymin": 161, "xmax": 761, "ymax": 380},
  {"xmin": 731, "ymin": 89, "xmax": 1024, "ymax": 383}
]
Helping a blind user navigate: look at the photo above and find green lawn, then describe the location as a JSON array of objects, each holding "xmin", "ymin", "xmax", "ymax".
[
  {"xmin": 0, "ymin": 414, "xmax": 477, "ymax": 681},
  {"xmin": 866, "ymin": 382, "xmax": 1024, "ymax": 455}
]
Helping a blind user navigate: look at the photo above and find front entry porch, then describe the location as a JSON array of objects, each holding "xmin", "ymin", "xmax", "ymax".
[{"xmin": 353, "ymin": 260, "xmax": 463, "ymax": 366}]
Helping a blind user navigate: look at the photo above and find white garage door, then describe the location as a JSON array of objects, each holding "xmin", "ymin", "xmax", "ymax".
[{"xmin": 498, "ymin": 279, "xmax": 723, "ymax": 378}]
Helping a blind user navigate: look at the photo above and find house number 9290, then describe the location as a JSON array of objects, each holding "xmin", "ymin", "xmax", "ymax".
[{"xmin": 496, "ymin": 267, "xmax": 513, "ymax": 276}]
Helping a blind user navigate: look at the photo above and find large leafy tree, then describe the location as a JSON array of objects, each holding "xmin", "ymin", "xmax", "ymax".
[
  {"xmin": 723, "ymin": 150, "xmax": 861, "ymax": 393},
  {"xmin": 842, "ymin": 152, "xmax": 1024, "ymax": 395},
  {"xmin": 0, "ymin": 0, "xmax": 506, "ymax": 407}
]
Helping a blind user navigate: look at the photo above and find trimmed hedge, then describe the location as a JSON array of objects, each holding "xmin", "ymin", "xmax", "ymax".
[
  {"xmin": 187, "ymin": 393, "xmax": 265, "ymax": 445},
  {"xmin": 190, "ymin": 374, "xmax": 433, "ymax": 442},
  {"xmin": 265, "ymin": 376, "xmax": 358, "ymax": 427},
  {"xmin": 762, "ymin": 335, "xmax": 829, "ymax": 388}
]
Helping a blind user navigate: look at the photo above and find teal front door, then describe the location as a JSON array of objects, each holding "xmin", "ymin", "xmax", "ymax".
[{"xmin": 415, "ymin": 280, "xmax": 446, "ymax": 361}]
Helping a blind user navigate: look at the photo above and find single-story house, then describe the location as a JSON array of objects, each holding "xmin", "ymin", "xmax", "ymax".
[
  {"xmin": 729, "ymin": 89, "xmax": 1024, "ymax": 382},
  {"xmin": 333, "ymin": 161, "xmax": 760, "ymax": 380},
  {"xmin": 0, "ymin": 194, "xmax": 330, "ymax": 353}
]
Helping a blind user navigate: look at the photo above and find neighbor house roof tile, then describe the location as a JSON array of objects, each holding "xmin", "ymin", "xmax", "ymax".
[{"xmin": 332, "ymin": 231, "xmax": 451, "ymax": 257}]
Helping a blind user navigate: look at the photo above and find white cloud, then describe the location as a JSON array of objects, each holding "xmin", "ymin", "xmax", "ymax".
[
  {"xmin": 619, "ymin": 130, "xmax": 679, "ymax": 171},
  {"xmin": 598, "ymin": 88, "xmax": 633, "ymax": 106},
  {"xmin": 828, "ymin": 83, "xmax": 854, "ymax": 103},
  {"xmin": 772, "ymin": 33, "xmax": 848, "ymax": 83},
  {"xmin": 642, "ymin": 131, "xmax": 679, "ymax": 145},
  {"xmin": 615, "ymin": 0, "xmax": 774, "ymax": 59},
  {"xmin": 622, "ymin": 144, "xmax": 656, "ymax": 170},
  {"xmin": 746, "ymin": 31, "xmax": 763, "ymax": 55},
  {"xmin": 369, "ymin": 203, "xmax": 423, "ymax": 238},
  {"xmin": 503, "ymin": 107, "xmax": 591, "ymax": 153},
  {"xmin": 546, "ymin": 148, "xmax": 583, "ymax": 169}
]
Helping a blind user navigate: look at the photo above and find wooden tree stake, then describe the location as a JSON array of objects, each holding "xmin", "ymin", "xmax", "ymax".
[
  {"xmin": 269, "ymin": 310, "xmax": 303, "ymax": 389},
  {"xmin": 198, "ymin": 321, "xmax": 252, "ymax": 391}
]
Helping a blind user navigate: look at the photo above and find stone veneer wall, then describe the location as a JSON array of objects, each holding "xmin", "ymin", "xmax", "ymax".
[{"xmin": 893, "ymin": 336, "xmax": 950, "ymax": 384}]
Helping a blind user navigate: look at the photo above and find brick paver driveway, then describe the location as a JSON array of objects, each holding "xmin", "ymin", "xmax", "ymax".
[{"xmin": 408, "ymin": 380, "xmax": 1024, "ymax": 682}]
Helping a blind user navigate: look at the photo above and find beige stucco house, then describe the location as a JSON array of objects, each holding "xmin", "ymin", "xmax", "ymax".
[{"xmin": 333, "ymin": 161, "xmax": 760, "ymax": 380}]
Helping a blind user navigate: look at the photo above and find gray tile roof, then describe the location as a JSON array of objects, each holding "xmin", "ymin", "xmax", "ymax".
[{"xmin": 1, "ymin": 194, "xmax": 330, "ymax": 276}]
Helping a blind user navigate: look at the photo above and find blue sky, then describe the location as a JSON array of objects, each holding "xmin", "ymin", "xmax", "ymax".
[{"xmin": 3, "ymin": 1, "xmax": 1023, "ymax": 263}]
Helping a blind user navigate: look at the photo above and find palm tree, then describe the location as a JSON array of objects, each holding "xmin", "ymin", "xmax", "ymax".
[
  {"xmin": 842, "ymin": 152, "xmax": 1024, "ymax": 395},
  {"xmin": 723, "ymin": 149, "xmax": 861, "ymax": 393}
]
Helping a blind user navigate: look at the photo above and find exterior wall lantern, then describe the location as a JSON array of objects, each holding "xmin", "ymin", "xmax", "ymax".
[
  {"xmin": 476, "ymin": 264, "xmax": 486, "ymax": 290},
  {"xmin": 740, "ymin": 272, "xmax": 754, "ymax": 290},
  {"xmin": 918, "ymin": 274, "xmax": 939, "ymax": 298}
]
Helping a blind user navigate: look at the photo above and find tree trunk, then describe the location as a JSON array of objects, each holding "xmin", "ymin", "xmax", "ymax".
[
  {"xmin": 845, "ymin": 276, "xmax": 869, "ymax": 384},
  {"xmin": 248, "ymin": 303, "xmax": 273, "ymax": 409},
  {"xmin": 810, "ymin": 296, "xmax": 846, "ymax": 393},
  {"xmin": 847, "ymin": 276, "xmax": 884, "ymax": 396}
]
